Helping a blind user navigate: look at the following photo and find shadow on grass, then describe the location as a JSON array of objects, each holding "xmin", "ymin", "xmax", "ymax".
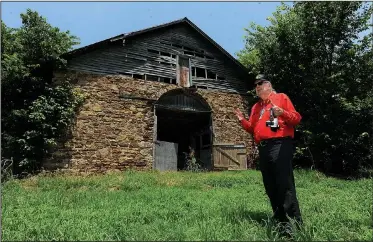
[
  {"xmin": 224, "ymin": 208, "xmax": 310, "ymax": 240},
  {"xmin": 226, "ymin": 209, "xmax": 270, "ymax": 226}
]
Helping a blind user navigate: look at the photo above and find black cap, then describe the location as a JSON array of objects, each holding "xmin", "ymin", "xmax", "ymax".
[{"xmin": 255, "ymin": 74, "xmax": 269, "ymax": 84}]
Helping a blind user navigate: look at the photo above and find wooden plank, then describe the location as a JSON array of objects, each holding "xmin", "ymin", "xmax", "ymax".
[
  {"xmin": 72, "ymin": 59, "xmax": 176, "ymax": 77},
  {"xmin": 215, "ymin": 147, "xmax": 240, "ymax": 166},
  {"xmin": 214, "ymin": 143, "xmax": 246, "ymax": 148}
]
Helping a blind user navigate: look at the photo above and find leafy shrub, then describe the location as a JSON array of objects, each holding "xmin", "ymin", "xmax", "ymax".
[
  {"xmin": 1, "ymin": 9, "xmax": 84, "ymax": 176},
  {"xmin": 237, "ymin": 2, "xmax": 373, "ymax": 177}
]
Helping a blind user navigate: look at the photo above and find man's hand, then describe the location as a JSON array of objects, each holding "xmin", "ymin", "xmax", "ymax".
[
  {"xmin": 272, "ymin": 105, "xmax": 284, "ymax": 117},
  {"xmin": 234, "ymin": 108, "xmax": 245, "ymax": 121}
]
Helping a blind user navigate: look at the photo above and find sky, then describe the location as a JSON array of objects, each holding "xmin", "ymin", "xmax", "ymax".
[{"xmin": 1, "ymin": 2, "xmax": 283, "ymax": 58}]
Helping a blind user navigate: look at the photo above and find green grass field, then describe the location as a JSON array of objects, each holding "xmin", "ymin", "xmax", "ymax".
[{"xmin": 2, "ymin": 169, "xmax": 372, "ymax": 241}]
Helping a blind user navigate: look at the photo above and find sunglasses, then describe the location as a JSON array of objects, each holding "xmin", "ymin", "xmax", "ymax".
[{"xmin": 255, "ymin": 80, "xmax": 268, "ymax": 86}]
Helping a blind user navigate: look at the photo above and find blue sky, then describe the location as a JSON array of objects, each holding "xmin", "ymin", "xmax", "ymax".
[{"xmin": 1, "ymin": 2, "xmax": 282, "ymax": 58}]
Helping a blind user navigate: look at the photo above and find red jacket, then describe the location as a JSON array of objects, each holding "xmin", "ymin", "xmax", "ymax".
[{"xmin": 241, "ymin": 92, "xmax": 301, "ymax": 144}]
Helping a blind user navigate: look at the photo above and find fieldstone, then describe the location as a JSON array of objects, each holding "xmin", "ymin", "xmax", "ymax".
[
  {"xmin": 139, "ymin": 141, "xmax": 152, "ymax": 148},
  {"xmin": 97, "ymin": 147, "xmax": 110, "ymax": 158},
  {"xmin": 111, "ymin": 84, "xmax": 119, "ymax": 92},
  {"xmin": 45, "ymin": 72, "xmax": 254, "ymax": 172}
]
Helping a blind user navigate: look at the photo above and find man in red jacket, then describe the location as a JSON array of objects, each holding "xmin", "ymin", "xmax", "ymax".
[{"xmin": 235, "ymin": 74, "xmax": 303, "ymax": 232}]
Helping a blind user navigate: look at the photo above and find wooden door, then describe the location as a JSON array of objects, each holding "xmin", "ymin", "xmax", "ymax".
[
  {"xmin": 154, "ymin": 141, "xmax": 178, "ymax": 171},
  {"xmin": 177, "ymin": 55, "xmax": 191, "ymax": 87},
  {"xmin": 212, "ymin": 143, "xmax": 247, "ymax": 170}
]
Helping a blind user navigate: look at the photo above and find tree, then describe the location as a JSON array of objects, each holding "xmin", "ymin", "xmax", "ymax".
[
  {"xmin": 237, "ymin": 2, "xmax": 373, "ymax": 177},
  {"xmin": 1, "ymin": 9, "xmax": 85, "ymax": 177}
]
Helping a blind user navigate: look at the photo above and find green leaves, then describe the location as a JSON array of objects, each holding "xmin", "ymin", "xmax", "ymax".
[
  {"xmin": 1, "ymin": 9, "xmax": 84, "ymax": 176},
  {"xmin": 239, "ymin": 2, "xmax": 373, "ymax": 177}
]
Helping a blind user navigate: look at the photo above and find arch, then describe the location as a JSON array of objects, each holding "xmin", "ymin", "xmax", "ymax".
[
  {"xmin": 153, "ymin": 88, "xmax": 213, "ymax": 171},
  {"xmin": 155, "ymin": 88, "xmax": 211, "ymax": 112}
]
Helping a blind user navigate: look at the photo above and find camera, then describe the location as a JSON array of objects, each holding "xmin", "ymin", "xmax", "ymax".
[{"xmin": 266, "ymin": 108, "xmax": 279, "ymax": 131}]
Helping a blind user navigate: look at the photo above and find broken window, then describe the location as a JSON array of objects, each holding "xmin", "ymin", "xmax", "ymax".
[
  {"xmin": 206, "ymin": 70, "xmax": 216, "ymax": 79},
  {"xmin": 159, "ymin": 77, "xmax": 172, "ymax": 83},
  {"xmin": 196, "ymin": 67, "xmax": 206, "ymax": 78},
  {"xmin": 148, "ymin": 49, "xmax": 159, "ymax": 55},
  {"xmin": 147, "ymin": 75, "xmax": 158, "ymax": 81},
  {"xmin": 133, "ymin": 74, "xmax": 144, "ymax": 79},
  {"xmin": 195, "ymin": 53, "xmax": 204, "ymax": 58},
  {"xmin": 217, "ymin": 75, "xmax": 226, "ymax": 81},
  {"xmin": 171, "ymin": 78, "xmax": 177, "ymax": 84},
  {"xmin": 191, "ymin": 67, "xmax": 196, "ymax": 77},
  {"xmin": 178, "ymin": 56, "xmax": 190, "ymax": 66},
  {"xmin": 117, "ymin": 72, "xmax": 133, "ymax": 77},
  {"xmin": 160, "ymin": 52, "xmax": 171, "ymax": 57}
]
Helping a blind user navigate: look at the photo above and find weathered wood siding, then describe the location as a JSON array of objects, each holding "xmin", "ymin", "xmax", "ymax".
[{"xmin": 67, "ymin": 23, "xmax": 249, "ymax": 93}]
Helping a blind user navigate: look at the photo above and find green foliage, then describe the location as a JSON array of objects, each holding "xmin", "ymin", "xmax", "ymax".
[
  {"xmin": 1, "ymin": 9, "xmax": 84, "ymax": 176},
  {"xmin": 238, "ymin": 2, "xmax": 373, "ymax": 177},
  {"xmin": 183, "ymin": 148, "xmax": 203, "ymax": 172}
]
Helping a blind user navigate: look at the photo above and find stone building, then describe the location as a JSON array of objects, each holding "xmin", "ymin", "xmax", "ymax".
[{"xmin": 46, "ymin": 17, "xmax": 256, "ymax": 172}]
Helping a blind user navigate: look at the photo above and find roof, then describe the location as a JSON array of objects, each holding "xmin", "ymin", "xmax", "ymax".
[{"xmin": 63, "ymin": 17, "xmax": 249, "ymax": 75}]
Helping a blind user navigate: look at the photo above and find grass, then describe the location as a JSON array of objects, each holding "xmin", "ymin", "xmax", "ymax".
[{"xmin": 2, "ymin": 169, "xmax": 372, "ymax": 241}]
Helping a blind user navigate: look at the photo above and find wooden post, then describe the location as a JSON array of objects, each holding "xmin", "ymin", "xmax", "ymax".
[{"xmin": 152, "ymin": 109, "xmax": 157, "ymax": 169}]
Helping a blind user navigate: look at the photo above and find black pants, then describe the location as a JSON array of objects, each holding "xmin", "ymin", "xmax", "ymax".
[{"xmin": 258, "ymin": 137, "xmax": 302, "ymax": 225}]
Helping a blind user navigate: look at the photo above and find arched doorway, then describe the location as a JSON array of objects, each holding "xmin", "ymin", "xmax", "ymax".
[{"xmin": 153, "ymin": 88, "xmax": 213, "ymax": 171}]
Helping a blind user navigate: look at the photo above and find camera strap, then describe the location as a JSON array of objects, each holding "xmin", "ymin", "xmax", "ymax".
[
  {"xmin": 259, "ymin": 92, "xmax": 274, "ymax": 120},
  {"xmin": 259, "ymin": 108, "xmax": 265, "ymax": 119},
  {"xmin": 269, "ymin": 108, "xmax": 275, "ymax": 120}
]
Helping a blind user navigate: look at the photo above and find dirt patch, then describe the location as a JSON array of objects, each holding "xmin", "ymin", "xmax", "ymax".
[
  {"xmin": 79, "ymin": 186, "xmax": 88, "ymax": 191},
  {"xmin": 166, "ymin": 180, "xmax": 178, "ymax": 186},
  {"xmin": 157, "ymin": 178, "xmax": 183, "ymax": 187},
  {"xmin": 21, "ymin": 177, "xmax": 38, "ymax": 190},
  {"xmin": 108, "ymin": 186, "xmax": 121, "ymax": 191}
]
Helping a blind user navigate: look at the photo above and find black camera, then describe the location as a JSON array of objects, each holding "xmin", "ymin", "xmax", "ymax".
[{"xmin": 266, "ymin": 108, "xmax": 279, "ymax": 131}]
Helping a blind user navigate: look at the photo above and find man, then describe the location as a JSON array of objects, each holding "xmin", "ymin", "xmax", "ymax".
[{"xmin": 235, "ymin": 74, "xmax": 303, "ymax": 231}]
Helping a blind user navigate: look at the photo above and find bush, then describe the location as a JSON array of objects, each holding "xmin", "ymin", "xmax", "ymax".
[
  {"xmin": 1, "ymin": 10, "xmax": 83, "ymax": 176},
  {"xmin": 237, "ymin": 2, "xmax": 373, "ymax": 177}
]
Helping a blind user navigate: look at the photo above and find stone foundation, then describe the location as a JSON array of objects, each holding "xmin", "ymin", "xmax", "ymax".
[{"xmin": 44, "ymin": 72, "xmax": 255, "ymax": 172}]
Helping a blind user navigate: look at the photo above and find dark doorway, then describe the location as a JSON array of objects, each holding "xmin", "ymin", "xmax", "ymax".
[{"xmin": 153, "ymin": 89, "xmax": 212, "ymax": 171}]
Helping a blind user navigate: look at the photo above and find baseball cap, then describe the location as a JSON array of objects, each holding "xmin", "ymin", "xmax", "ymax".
[{"xmin": 254, "ymin": 74, "xmax": 270, "ymax": 84}]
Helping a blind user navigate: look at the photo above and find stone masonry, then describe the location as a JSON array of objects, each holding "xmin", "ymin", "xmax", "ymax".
[{"xmin": 44, "ymin": 72, "xmax": 255, "ymax": 172}]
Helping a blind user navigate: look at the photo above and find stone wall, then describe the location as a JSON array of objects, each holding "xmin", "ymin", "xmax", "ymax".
[{"xmin": 44, "ymin": 72, "xmax": 255, "ymax": 172}]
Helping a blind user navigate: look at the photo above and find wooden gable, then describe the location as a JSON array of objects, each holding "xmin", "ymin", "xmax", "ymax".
[{"xmin": 64, "ymin": 18, "xmax": 252, "ymax": 93}]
